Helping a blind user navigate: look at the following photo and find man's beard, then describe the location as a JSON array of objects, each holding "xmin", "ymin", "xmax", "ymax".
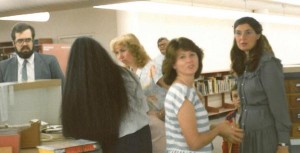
[{"xmin": 15, "ymin": 46, "xmax": 34, "ymax": 59}]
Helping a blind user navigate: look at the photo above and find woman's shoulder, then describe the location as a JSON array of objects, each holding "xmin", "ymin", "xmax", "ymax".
[
  {"xmin": 168, "ymin": 83, "xmax": 194, "ymax": 96},
  {"xmin": 259, "ymin": 51, "xmax": 282, "ymax": 66},
  {"xmin": 257, "ymin": 51, "xmax": 283, "ymax": 73},
  {"xmin": 120, "ymin": 67, "xmax": 139, "ymax": 82},
  {"xmin": 260, "ymin": 51, "xmax": 279, "ymax": 62}
]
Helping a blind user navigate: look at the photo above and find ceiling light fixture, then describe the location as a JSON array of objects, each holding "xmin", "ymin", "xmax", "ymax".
[
  {"xmin": 271, "ymin": 0, "xmax": 300, "ymax": 6},
  {"xmin": 94, "ymin": 1, "xmax": 300, "ymax": 25},
  {"xmin": 0, "ymin": 12, "xmax": 50, "ymax": 22}
]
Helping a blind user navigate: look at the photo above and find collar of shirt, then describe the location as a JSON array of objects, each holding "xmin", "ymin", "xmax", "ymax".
[
  {"xmin": 17, "ymin": 53, "xmax": 35, "ymax": 65},
  {"xmin": 17, "ymin": 53, "xmax": 35, "ymax": 81}
]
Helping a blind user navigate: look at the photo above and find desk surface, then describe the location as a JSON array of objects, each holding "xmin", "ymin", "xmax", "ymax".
[{"xmin": 21, "ymin": 135, "xmax": 66, "ymax": 153}]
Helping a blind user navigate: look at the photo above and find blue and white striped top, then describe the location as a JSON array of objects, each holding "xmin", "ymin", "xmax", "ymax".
[{"xmin": 165, "ymin": 83, "xmax": 213, "ymax": 153}]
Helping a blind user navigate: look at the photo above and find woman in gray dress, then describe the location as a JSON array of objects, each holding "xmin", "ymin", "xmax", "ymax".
[{"xmin": 230, "ymin": 17, "xmax": 291, "ymax": 153}]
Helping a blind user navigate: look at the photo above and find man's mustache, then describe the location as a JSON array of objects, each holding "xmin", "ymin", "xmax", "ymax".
[{"xmin": 21, "ymin": 46, "xmax": 30, "ymax": 51}]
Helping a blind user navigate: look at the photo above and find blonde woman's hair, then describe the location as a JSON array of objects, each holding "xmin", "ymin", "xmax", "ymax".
[{"xmin": 110, "ymin": 33, "xmax": 150, "ymax": 68}]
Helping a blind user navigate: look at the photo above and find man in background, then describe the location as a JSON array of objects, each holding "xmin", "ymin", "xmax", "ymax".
[
  {"xmin": 0, "ymin": 23, "xmax": 64, "ymax": 84},
  {"xmin": 153, "ymin": 37, "xmax": 169, "ymax": 89}
]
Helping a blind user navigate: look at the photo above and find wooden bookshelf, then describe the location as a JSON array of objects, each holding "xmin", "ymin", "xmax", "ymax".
[
  {"xmin": 0, "ymin": 41, "xmax": 14, "ymax": 61},
  {"xmin": 195, "ymin": 70, "xmax": 236, "ymax": 116},
  {"xmin": 0, "ymin": 38, "xmax": 53, "ymax": 61}
]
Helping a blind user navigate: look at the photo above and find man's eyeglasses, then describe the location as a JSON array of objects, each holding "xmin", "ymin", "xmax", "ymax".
[
  {"xmin": 234, "ymin": 30, "xmax": 255, "ymax": 37},
  {"xmin": 158, "ymin": 43, "xmax": 167, "ymax": 48},
  {"xmin": 15, "ymin": 38, "xmax": 33, "ymax": 45}
]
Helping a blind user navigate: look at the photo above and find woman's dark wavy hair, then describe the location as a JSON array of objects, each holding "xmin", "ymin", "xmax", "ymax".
[
  {"xmin": 230, "ymin": 16, "xmax": 273, "ymax": 76},
  {"xmin": 61, "ymin": 37, "xmax": 128, "ymax": 153},
  {"xmin": 163, "ymin": 37, "xmax": 204, "ymax": 85}
]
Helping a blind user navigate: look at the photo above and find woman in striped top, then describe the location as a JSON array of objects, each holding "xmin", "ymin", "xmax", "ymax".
[{"xmin": 162, "ymin": 37, "xmax": 244, "ymax": 153}]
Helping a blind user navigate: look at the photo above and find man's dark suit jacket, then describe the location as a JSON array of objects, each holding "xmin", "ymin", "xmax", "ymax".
[{"xmin": 0, "ymin": 52, "xmax": 64, "ymax": 85}]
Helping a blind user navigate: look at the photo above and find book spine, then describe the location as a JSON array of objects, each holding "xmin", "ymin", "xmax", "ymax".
[
  {"xmin": 38, "ymin": 148, "xmax": 64, "ymax": 153},
  {"xmin": 65, "ymin": 144, "xmax": 97, "ymax": 153}
]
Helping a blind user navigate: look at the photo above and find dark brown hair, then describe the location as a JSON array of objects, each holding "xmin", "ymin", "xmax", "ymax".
[
  {"xmin": 163, "ymin": 37, "xmax": 204, "ymax": 85},
  {"xmin": 11, "ymin": 23, "xmax": 35, "ymax": 41},
  {"xmin": 230, "ymin": 17, "xmax": 268, "ymax": 76}
]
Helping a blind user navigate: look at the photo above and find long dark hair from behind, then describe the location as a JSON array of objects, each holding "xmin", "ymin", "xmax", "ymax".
[
  {"xmin": 230, "ymin": 17, "xmax": 270, "ymax": 76},
  {"xmin": 61, "ymin": 37, "xmax": 129, "ymax": 152},
  {"xmin": 163, "ymin": 37, "xmax": 204, "ymax": 85}
]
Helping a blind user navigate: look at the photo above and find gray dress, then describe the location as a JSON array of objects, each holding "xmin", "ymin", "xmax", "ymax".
[{"xmin": 237, "ymin": 51, "xmax": 291, "ymax": 153}]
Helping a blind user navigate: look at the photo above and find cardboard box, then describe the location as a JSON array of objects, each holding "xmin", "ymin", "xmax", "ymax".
[
  {"xmin": 0, "ymin": 147, "xmax": 13, "ymax": 153},
  {"xmin": 20, "ymin": 121, "xmax": 41, "ymax": 148}
]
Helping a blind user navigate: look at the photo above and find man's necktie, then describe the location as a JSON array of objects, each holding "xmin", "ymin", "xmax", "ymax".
[{"xmin": 22, "ymin": 60, "xmax": 28, "ymax": 81}]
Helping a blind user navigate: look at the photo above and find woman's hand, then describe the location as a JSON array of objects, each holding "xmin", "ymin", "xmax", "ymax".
[
  {"xmin": 147, "ymin": 95, "xmax": 158, "ymax": 103},
  {"xmin": 218, "ymin": 121, "xmax": 244, "ymax": 144},
  {"xmin": 147, "ymin": 109, "xmax": 164, "ymax": 121},
  {"xmin": 276, "ymin": 146, "xmax": 289, "ymax": 153}
]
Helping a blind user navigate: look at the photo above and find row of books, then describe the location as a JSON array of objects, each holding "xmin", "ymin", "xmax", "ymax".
[
  {"xmin": 37, "ymin": 139, "xmax": 101, "ymax": 153},
  {"xmin": 196, "ymin": 76, "xmax": 236, "ymax": 95}
]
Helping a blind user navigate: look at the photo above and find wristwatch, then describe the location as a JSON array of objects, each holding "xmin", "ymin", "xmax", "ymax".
[{"xmin": 278, "ymin": 143, "xmax": 288, "ymax": 147}]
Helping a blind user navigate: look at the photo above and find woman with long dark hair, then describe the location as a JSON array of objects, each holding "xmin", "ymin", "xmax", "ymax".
[
  {"xmin": 61, "ymin": 37, "xmax": 152, "ymax": 153},
  {"xmin": 230, "ymin": 17, "xmax": 291, "ymax": 153}
]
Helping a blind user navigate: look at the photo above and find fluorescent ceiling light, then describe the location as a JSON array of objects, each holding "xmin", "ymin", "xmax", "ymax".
[
  {"xmin": 94, "ymin": 1, "xmax": 300, "ymax": 25},
  {"xmin": 0, "ymin": 12, "xmax": 50, "ymax": 22},
  {"xmin": 271, "ymin": 0, "xmax": 300, "ymax": 6}
]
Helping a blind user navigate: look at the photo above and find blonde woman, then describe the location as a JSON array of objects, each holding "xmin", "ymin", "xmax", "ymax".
[{"xmin": 110, "ymin": 33, "xmax": 166, "ymax": 153}]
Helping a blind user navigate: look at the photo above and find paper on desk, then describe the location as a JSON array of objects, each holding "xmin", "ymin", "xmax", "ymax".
[
  {"xmin": 0, "ymin": 83, "xmax": 15, "ymax": 122},
  {"xmin": 0, "ymin": 85, "xmax": 9, "ymax": 122},
  {"xmin": 0, "ymin": 123, "xmax": 31, "ymax": 134}
]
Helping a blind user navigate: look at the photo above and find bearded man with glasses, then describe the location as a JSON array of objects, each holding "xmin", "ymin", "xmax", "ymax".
[{"xmin": 0, "ymin": 23, "xmax": 64, "ymax": 84}]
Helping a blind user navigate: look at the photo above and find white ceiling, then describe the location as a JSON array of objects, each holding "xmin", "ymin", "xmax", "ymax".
[
  {"xmin": 0, "ymin": 0, "xmax": 120, "ymax": 17},
  {"xmin": 0, "ymin": 0, "xmax": 299, "ymax": 17}
]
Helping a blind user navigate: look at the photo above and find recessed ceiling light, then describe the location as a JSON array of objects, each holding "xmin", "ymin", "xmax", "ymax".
[
  {"xmin": 94, "ymin": 1, "xmax": 300, "ymax": 25},
  {"xmin": 0, "ymin": 12, "xmax": 50, "ymax": 22},
  {"xmin": 271, "ymin": 0, "xmax": 300, "ymax": 6}
]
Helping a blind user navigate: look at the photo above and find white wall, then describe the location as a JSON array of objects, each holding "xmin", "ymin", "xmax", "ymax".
[
  {"xmin": 115, "ymin": 11, "xmax": 300, "ymax": 72},
  {"xmin": 1, "ymin": 8, "xmax": 300, "ymax": 72},
  {"xmin": 266, "ymin": 24, "xmax": 300, "ymax": 65}
]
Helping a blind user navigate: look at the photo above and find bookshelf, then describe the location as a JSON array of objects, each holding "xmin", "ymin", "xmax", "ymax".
[
  {"xmin": 195, "ymin": 70, "xmax": 236, "ymax": 116},
  {"xmin": 0, "ymin": 41, "xmax": 14, "ymax": 61},
  {"xmin": 0, "ymin": 38, "xmax": 53, "ymax": 61}
]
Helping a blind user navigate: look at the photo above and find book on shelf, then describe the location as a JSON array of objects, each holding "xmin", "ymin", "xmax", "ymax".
[
  {"xmin": 37, "ymin": 139, "xmax": 101, "ymax": 153},
  {"xmin": 194, "ymin": 71, "xmax": 238, "ymax": 116},
  {"xmin": 196, "ymin": 74, "xmax": 237, "ymax": 95}
]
